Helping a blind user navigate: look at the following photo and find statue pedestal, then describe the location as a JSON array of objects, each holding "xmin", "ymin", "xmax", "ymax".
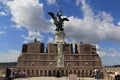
[
  {"xmin": 55, "ymin": 31, "xmax": 65, "ymax": 68},
  {"xmin": 55, "ymin": 31, "xmax": 65, "ymax": 44}
]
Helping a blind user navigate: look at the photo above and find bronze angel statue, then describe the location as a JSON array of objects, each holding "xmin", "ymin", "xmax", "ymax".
[{"xmin": 48, "ymin": 10, "xmax": 69, "ymax": 31}]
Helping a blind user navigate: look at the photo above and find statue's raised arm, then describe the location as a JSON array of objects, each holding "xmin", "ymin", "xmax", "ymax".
[{"xmin": 48, "ymin": 10, "xmax": 69, "ymax": 32}]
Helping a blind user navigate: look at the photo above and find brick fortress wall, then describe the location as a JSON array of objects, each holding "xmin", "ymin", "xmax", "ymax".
[{"xmin": 16, "ymin": 40, "xmax": 102, "ymax": 77}]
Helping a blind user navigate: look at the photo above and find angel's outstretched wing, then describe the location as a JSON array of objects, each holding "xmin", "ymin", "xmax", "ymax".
[
  {"xmin": 48, "ymin": 12, "xmax": 56, "ymax": 20},
  {"xmin": 62, "ymin": 18, "xmax": 69, "ymax": 21}
]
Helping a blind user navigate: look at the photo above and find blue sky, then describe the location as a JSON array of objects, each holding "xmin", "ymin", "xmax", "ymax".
[{"xmin": 0, "ymin": 0, "xmax": 120, "ymax": 66}]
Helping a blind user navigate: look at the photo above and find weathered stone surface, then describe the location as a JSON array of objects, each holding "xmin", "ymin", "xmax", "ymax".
[
  {"xmin": 55, "ymin": 31, "xmax": 65, "ymax": 44},
  {"xmin": 16, "ymin": 40, "xmax": 102, "ymax": 77},
  {"xmin": 47, "ymin": 43, "xmax": 57, "ymax": 53}
]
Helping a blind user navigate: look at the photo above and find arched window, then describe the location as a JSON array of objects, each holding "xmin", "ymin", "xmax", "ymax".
[
  {"xmin": 90, "ymin": 70, "xmax": 92, "ymax": 76},
  {"xmin": 61, "ymin": 70, "xmax": 64, "ymax": 76},
  {"xmin": 32, "ymin": 70, "xmax": 34, "ymax": 75},
  {"xmin": 44, "ymin": 70, "xmax": 47, "ymax": 76},
  {"xmin": 82, "ymin": 70, "xmax": 84, "ymax": 76},
  {"xmin": 40, "ymin": 70, "xmax": 43, "ymax": 76},
  {"xmin": 78, "ymin": 70, "xmax": 80, "ymax": 76},
  {"xmin": 36, "ymin": 70, "xmax": 39, "ymax": 76},
  {"xmin": 70, "ymin": 70, "xmax": 72, "ymax": 74},
  {"xmin": 48, "ymin": 70, "xmax": 51, "ymax": 76},
  {"xmin": 85, "ymin": 70, "xmax": 88, "ymax": 76},
  {"xmin": 74, "ymin": 70, "xmax": 76, "ymax": 74},
  {"xmin": 66, "ymin": 70, "xmax": 68, "ymax": 76},
  {"xmin": 27, "ymin": 70, "xmax": 30, "ymax": 75},
  {"xmin": 53, "ymin": 70, "xmax": 56, "ymax": 76}
]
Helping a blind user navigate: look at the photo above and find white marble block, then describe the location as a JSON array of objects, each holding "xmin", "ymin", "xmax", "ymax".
[{"xmin": 55, "ymin": 31, "xmax": 65, "ymax": 44}]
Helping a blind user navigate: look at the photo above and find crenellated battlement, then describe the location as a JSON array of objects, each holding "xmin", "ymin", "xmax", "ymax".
[
  {"xmin": 16, "ymin": 39, "xmax": 102, "ymax": 77},
  {"xmin": 21, "ymin": 41, "xmax": 97, "ymax": 55}
]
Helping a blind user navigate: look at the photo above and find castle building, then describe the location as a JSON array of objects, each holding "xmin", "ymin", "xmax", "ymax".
[
  {"xmin": 14, "ymin": 2, "xmax": 103, "ymax": 77},
  {"xmin": 16, "ymin": 38, "xmax": 102, "ymax": 77}
]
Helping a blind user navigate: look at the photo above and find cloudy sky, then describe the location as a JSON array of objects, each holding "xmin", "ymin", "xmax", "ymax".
[{"xmin": 0, "ymin": 0, "xmax": 120, "ymax": 65}]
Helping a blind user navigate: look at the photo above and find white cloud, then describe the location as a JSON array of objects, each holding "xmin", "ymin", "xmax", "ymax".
[
  {"xmin": 0, "ymin": 11, "xmax": 7, "ymax": 16},
  {"xmin": 47, "ymin": 0, "xmax": 56, "ymax": 5},
  {"xmin": 6, "ymin": 0, "xmax": 53, "ymax": 32},
  {"xmin": 65, "ymin": 38, "xmax": 76, "ymax": 43},
  {"xmin": 63, "ymin": 0, "xmax": 120, "ymax": 43},
  {"xmin": 98, "ymin": 51, "xmax": 107, "ymax": 57},
  {"xmin": 97, "ymin": 45, "xmax": 120, "ymax": 58},
  {"xmin": 0, "ymin": 50, "xmax": 20, "ymax": 62},
  {"xmin": 76, "ymin": 0, "xmax": 81, "ymax": 6},
  {"xmin": 28, "ymin": 30, "xmax": 41, "ymax": 37},
  {"xmin": 21, "ymin": 30, "xmax": 44, "ymax": 43},
  {"xmin": 4, "ymin": 0, "xmax": 120, "ymax": 44},
  {"xmin": 47, "ymin": 37, "xmax": 54, "ymax": 43},
  {"xmin": 118, "ymin": 22, "xmax": 120, "ymax": 26},
  {"xmin": 0, "ymin": 31, "xmax": 5, "ymax": 35}
]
